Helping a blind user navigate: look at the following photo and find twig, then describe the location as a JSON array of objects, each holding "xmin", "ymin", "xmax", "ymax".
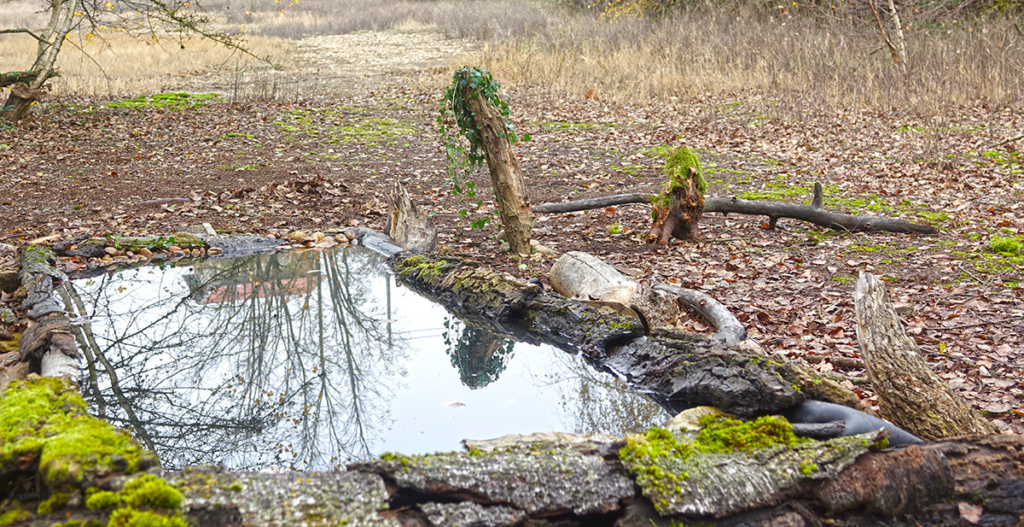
[
  {"xmin": 924, "ymin": 316, "xmax": 1023, "ymax": 331},
  {"xmin": 137, "ymin": 197, "xmax": 192, "ymax": 205},
  {"xmin": 985, "ymin": 133, "xmax": 1024, "ymax": 151}
]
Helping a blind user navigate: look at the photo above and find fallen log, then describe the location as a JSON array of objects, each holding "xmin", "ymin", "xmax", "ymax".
[
  {"xmin": 855, "ymin": 272, "xmax": 998, "ymax": 439},
  {"xmin": 534, "ymin": 183, "xmax": 939, "ymax": 235},
  {"xmin": 385, "ymin": 250, "xmax": 860, "ymax": 418},
  {"xmin": 16, "ymin": 245, "xmax": 81, "ymax": 382}
]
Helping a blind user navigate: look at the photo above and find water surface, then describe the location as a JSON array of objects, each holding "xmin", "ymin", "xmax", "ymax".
[{"xmin": 65, "ymin": 247, "xmax": 666, "ymax": 471}]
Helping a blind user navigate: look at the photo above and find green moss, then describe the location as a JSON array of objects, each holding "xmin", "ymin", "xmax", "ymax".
[
  {"xmin": 990, "ymin": 235, "xmax": 1023, "ymax": 255},
  {"xmin": 0, "ymin": 378, "xmax": 152, "ymax": 491},
  {"xmin": 692, "ymin": 415, "xmax": 804, "ymax": 453},
  {"xmin": 799, "ymin": 461, "xmax": 818, "ymax": 475},
  {"xmin": 108, "ymin": 93, "xmax": 219, "ymax": 111},
  {"xmin": 37, "ymin": 491, "xmax": 71, "ymax": 514},
  {"xmin": 664, "ymin": 147, "xmax": 707, "ymax": 195},
  {"xmin": 0, "ymin": 509, "xmax": 31, "ymax": 526},
  {"xmin": 84, "ymin": 474, "xmax": 186, "ymax": 526},
  {"xmin": 108, "ymin": 508, "xmax": 188, "ymax": 527}
]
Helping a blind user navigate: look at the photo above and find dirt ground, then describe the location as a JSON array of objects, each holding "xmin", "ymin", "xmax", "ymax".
[{"xmin": 2, "ymin": 26, "xmax": 1023, "ymax": 433}]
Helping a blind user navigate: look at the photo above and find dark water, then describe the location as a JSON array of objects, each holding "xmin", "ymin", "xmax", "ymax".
[{"xmin": 64, "ymin": 247, "xmax": 667, "ymax": 471}]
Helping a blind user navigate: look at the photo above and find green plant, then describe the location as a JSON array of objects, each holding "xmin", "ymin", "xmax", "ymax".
[{"xmin": 438, "ymin": 67, "xmax": 529, "ymax": 226}]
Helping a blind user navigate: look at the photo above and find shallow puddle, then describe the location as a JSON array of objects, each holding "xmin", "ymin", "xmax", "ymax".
[{"xmin": 63, "ymin": 246, "xmax": 666, "ymax": 471}]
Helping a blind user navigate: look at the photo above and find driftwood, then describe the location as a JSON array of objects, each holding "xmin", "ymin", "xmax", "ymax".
[
  {"xmin": 854, "ymin": 272, "xmax": 998, "ymax": 439},
  {"xmin": 458, "ymin": 71, "xmax": 534, "ymax": 255},
  {"xmin": 547, "ymin": 251, "xmax": 746, "ymax": 346},
  {"xmin": 533, "ymin": 183, "xmax": 938, "ymax": 235}
]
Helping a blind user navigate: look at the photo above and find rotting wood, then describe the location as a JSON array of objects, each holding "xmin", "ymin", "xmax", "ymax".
[
  {"xmin": 647, "ymin": 165, "xmax": 704, "ymax": 244},
  {"xmin": 458, "ymin": 71, "xmax": 534, "ymax": 255},
  {"xmin": 653, "ymin": 283, "xmax": 746, "ymax": 346},
  {"xmin": 385, "ymin": 181, "xmax": 438, "ymax": 253},
  {"xmin": 533, "ymin": 184, "xmax": 938, "ymax": 235},
  {"xmin": 854, "ymin": 272, "xmax": 998, "ymax": 439}
]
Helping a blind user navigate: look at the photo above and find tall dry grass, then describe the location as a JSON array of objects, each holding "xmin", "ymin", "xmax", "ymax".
[
  {"xmin": 2, "ymin": 0, "xmax": 1021, "ymax": 111},
  {"xmin": 466, "ymin": 5, "xmax": 1024, "ymax": 112},
  {"xmin": 0, "ymin": 30, "xmax": 291, "ymax": 98}
]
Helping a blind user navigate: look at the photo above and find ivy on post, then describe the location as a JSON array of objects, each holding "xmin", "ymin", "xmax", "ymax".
[{"xmin": 440, "ymin": 67, "xmax": 535, "ymax": 256}]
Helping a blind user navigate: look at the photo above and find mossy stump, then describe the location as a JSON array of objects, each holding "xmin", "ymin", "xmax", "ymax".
[{"xmin": 647, "ymin": 147, "xmax": 706, "ymax": 244}]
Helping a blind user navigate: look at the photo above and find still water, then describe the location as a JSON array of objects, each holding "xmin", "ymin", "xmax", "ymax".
[{"xmin": 63, "ymin": 246, "xmax": 667, "ymax": 471}]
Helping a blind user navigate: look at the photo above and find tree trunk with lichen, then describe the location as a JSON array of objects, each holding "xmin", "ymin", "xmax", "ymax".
[
  {"xmin": 458, "ymin": 74, "xmax": 534, "ymax": 255},
  {"xmin": 854, "ymin": 272, "xmax": 998, "ymax": 439},
  {"xmin": 647, "ymin": 166, "xmax": 704, "ymax": 244}
]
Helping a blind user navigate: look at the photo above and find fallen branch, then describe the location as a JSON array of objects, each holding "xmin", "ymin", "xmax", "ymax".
[
  {"xmin": 534, "ymin": 183, "xmax": 938, "ymax": 235},
  {"xmin": 653, "ymin": 283, "xmax": 747, "ymax": 346},
  {"xmin": 985, "ymin": 132, "xmax": 1024, "ymax": 150}
]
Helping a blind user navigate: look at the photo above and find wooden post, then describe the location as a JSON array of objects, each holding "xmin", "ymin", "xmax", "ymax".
[{"xmin": 458, "ymin": 74, "xmax": 534, "ymax": 255}]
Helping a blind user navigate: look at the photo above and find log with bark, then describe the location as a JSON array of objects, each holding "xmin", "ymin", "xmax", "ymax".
[
  {"xmin": 534, "ymin": 183, "xmax": 938, "ymax": 235},
  {"xmin": 855, "ymin": 272, "xmax": 999, "ymax": 439},
  {"xmin": 16, "ymin": 245, "xmax": 81, "ymax": 382},
  {"xmin": 385, "ymin": 250, "xmax": 860, "ymax": 418}
]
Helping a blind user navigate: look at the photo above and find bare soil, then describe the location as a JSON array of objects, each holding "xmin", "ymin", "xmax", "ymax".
[{"xmin": 2, "ymin": 27, "xmax": 1022, "ymax": 433}]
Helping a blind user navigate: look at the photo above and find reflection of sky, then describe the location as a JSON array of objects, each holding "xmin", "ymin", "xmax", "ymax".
[{"xmin": 68, "ymin": 247, "xmax": 666, "ymax": 471}]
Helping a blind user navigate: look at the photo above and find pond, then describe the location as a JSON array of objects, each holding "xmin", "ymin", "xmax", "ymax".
[{"xmin": 62, "ymin": 246, "xmax": 667, "ymax": 471}]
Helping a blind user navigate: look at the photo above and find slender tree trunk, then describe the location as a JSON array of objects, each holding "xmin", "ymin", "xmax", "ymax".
[
  {"xmin": 458, "ymin": 74, "xmax": 534, "ymax": 255},
  {"xmin": 1, "ymin": 0, "xmax": 77, "ymax": 122}
]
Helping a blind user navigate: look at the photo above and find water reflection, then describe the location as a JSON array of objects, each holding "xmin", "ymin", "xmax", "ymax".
[{"xmin": 61, "ymin": 247, "xmax": 666, "ymax": 471}]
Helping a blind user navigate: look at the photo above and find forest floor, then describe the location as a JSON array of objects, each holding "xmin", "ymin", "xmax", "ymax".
[{"xmin": 1, "ymin": 26, "xmax": 1023, "ymax": 433}]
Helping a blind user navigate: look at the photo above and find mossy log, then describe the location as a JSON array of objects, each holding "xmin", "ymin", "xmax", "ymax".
[
  {"xmin": 854, "ymin": 272, "xmax": 998, "ymax": 439},
  {"xmin": 388, "ymin": 252, "xmax": 857, "ymax": 418}
]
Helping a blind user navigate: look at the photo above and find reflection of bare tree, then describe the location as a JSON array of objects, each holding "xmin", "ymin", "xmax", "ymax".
[
  {"xmin": 442, "ymin": 316, "xmax": 515, "ymax": 389},
  {"xmin": 62, "ymin": 248, "xmax": 407, "ymax": 471},
  {"xmin": 542, "ymin": 353, "xmax": 669, "ymax": 438}
]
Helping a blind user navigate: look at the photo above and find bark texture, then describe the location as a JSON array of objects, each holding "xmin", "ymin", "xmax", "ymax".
[
  {"xmin": 16, "ymin": 245, "xmax": 81, "ymax": 382},
  {"xmin": 459, "ymin": 76, "xmax": 534, "ymax": 255},
  {"xmin": 854, "ymin": 272, "xmax": 998, "ymax": 439}
]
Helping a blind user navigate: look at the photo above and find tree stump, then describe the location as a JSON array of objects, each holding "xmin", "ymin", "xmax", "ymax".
[
  {"xmin": 854, "ymin": 272, "xmax": 998, "ymax": 439},
  {"xmin": 1, "ymin": 83, "xmax": 44, "ymax": 123},
  {"xmin": 647, "ymin": 148, "xmax": 706, "ymax": 244},
  {"xmin": 385, "ymin": 181, "xmax": 438, "ymax": 253}
]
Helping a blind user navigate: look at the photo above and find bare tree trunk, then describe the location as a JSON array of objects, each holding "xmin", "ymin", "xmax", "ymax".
[
  {"xmin": 888, "ymin": 0, "xmax": 908, "ymax": 72},
  {"xmin": 854, "ymin": 272, "xmax": 997, "ymax": 439},
  {"xmin": 1, "ymin": 0, "xmax": 77, "ymax": 122},
  {"xmin": 458, "ymin": 75, "xmax": 534, "ymax": 255}
]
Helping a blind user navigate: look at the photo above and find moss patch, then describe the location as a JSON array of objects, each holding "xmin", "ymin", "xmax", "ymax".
[
  {"xmin": 108, "ymin": 93, "xmax": 220, "ymax": 111},
  {"xmin": 663, "ymin": 147, "xmax": 707, "ymax": 195},
  {"xmin": 0, "ymin": 377, "xmax": 163, "ymax": 523},
  {"xmin": 85, "ymin": 474, "xmax": 187, "ymax": 527}
]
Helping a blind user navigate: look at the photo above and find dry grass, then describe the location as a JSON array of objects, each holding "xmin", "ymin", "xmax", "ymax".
[
  {"xmin": 2, "ymin": 0, "xmax": 1021, "ymax": 111},
  {"xmin": 467, "ymin": 6, "xmax": 1024, "ymax": 112},
  {"xmin": 0, "ymin": 30, "xmax": 290, "ymax": 98}
]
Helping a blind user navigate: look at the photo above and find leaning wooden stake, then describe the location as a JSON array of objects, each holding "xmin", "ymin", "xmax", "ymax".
[
  {"xmin": 854, "ymin": 272, "xmax": 997, "ymax": 440},
  {"xmin": 458, "ymin": 73, "xmax": 534, "ymax": 255}
]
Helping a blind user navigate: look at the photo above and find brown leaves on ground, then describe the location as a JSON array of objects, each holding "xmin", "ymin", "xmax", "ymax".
[{"xmin": 1, "ymin": 76, "xmax": 1021, "ymax": 434}]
